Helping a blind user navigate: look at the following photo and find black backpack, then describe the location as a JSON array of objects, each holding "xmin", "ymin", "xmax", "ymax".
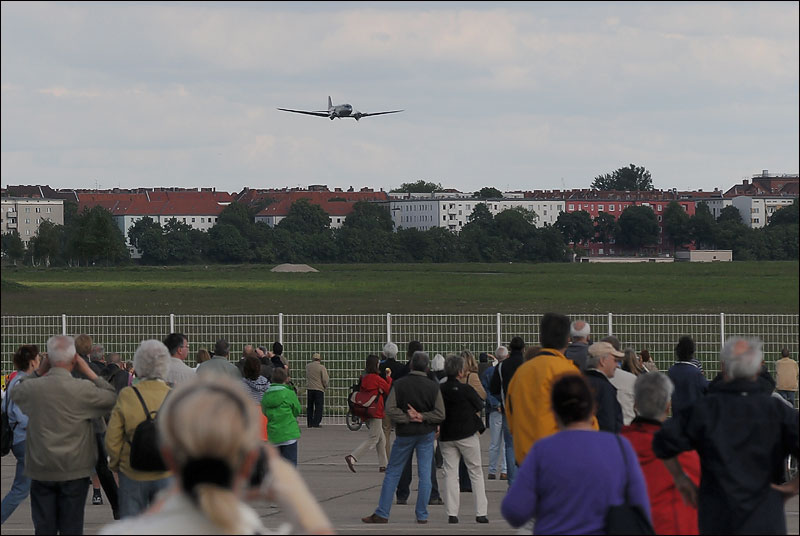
[{"xmin": 127, "ymin": 386, "xmax": 167, "ymax": 472}]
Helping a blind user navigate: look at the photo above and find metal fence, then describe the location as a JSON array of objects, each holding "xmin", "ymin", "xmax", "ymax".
[{"xmin": 2, "ymin": 313, "xmax": 798, "ymax": 419}]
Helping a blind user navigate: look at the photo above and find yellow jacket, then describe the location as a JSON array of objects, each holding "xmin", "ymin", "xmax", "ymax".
[
  {"xmin": 105, "ymin": 379, "xmax": 172, "ymax": 480},
  {"xmin": 506, "ymin": 349, "xmax": 598, "ymax": 465}
]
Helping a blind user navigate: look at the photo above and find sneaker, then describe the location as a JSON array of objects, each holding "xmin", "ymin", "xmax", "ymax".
[
  {"xmin": 379, "ymin": 466, "xmax": 386, "ymax": 472},
  {"xmin": 416, "ymin": 519, "xmax": 428, "ymax": 524},
  {"xmin": 92, "ymin": 495, "xmax": 103, "ymax": 506},
  {"xmin": 396, "ymin": 498, "xmax": 407, "ymax": 505},
  {"xmin": 476, "ymin": 515, "xmax": 489, "ymax": 523},
  {"xmin": 428, "ymin": 496, "xmax": 444, "ymax": 505},
  {"xmin": 487, "ymin": 473, "xmax": 496, "ymax": 480},
  {"xmin": 345, "ymin": 455, "xmax": 357, "ymax": 473},
  {"xmin": 361, "ymin": 514, "xmax": 388, "ymax": 524},
  {"xmin": 499, "ymin": 473, "xmax": 508, "ymax": 480},
  {"xmin": 449, "ymin": 516, "xmax": 459, "ymax": 524}
]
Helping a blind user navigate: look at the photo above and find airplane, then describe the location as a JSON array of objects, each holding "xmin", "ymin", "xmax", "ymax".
[{"xmin": 277, "ymin": 96, "xmax": 403, "ymax": 121}]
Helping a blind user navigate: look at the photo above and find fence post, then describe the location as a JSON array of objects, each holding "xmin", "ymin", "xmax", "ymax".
[
  {"xmin": 170, "ymin": 313, "xmax": 175, "ymax": 334},
  {"xmin": 720, "ymin": 313, "xmax": 725, "ymax": 348},
  {"xmin": 497, "ymin": 313, "xmax": 502, "ymax": 347},
  {"xmin": 608, "ymin": 312, "xmax": 613, "ymax": 336},
  {"xmin": 278, "ymin": 313, "xmax": 284, "ymax": 344},
  {"xmin": 62, "ymin": 314, "xmax": 67, "ymax": 336},
  {"xmin": 386, "ymin": 313, "xmax": 392, "ymax": 343}
]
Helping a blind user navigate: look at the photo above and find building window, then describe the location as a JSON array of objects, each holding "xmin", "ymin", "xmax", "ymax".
[
  {"xmin": 568, "ymin": 204, "xmax": 574, "ymax": 210},
  {"xmin": 609, "ymin": 204, "xmax": 615, "ymax": 211},
  {"xmin": 47, "ymin": 207, "xmax": 52, "ymax": 213},
  {"xmin": 657, "ymin": 205, "xmax": 662, "ymax": 211},
  {"xmin": 25, "ymin": 207, "xmax": 30, "ymax": 212},
  {"xmin": 35, "ymin": 207, "xmax": 41, "ymax": 213},
  {"xmin": 598, "ymin": 204, "xmax": 604, "ymax": 211},
  {"xmin": 201, "ymin": 217, "xmax": 205, "ymax": 223},
  {"xmin": 25, "ymin": 218, "xmax": 30, "ymax": 224},
  {"xmin": 191, "ymin": 218, "xmax": 196, "ymax": 223},
  {"xmin": 36, "ymin": 218, "xmax": 40, "ymax": 224},
  {"xmin": 657, "ymin": 215, "xmax": 662, "ymax": 222}
]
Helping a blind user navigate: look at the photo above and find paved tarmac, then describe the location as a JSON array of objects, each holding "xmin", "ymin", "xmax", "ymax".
[{"xmin": 2, "ymin": 424, "xmax": 798, "ymax": 535}]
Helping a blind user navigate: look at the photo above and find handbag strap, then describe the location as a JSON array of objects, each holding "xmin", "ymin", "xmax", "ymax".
[
  {"xmin": 614, "ymin": 434, "xmax": 631, "ymax": 502},
  {"xmin": 131, "ymin": 386, "xmax": 154, "ymax": 422}
]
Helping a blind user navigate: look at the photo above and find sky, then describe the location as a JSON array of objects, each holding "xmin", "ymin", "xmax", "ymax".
[{"xmin": 1, "ymin": 1, "xmax": 798, "ymax": 195}]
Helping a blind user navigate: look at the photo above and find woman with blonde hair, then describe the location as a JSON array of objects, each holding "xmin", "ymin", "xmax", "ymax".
[
  {"xmin": 622, "ymin": 348, "xmax": 646, "ymax": 376},
  {"xmin": 194, "ymin": 348, "xmax": 211, "ymax": 370},
  {"xmin": 100, "ymin": 375, "xmax": 332, "ymax": 535},
  {"xmin": 640, "ymin": 349, "xmax": 658, "ymax": 373}
]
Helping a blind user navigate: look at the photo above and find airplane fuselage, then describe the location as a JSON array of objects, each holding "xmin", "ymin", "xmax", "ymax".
[{"xmin": 330, "ymin": 104, "xmax": 353, "ymax": 119}]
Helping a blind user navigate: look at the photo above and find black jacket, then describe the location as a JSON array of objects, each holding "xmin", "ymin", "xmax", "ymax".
[
  {"xmin": 654, "ymin": 378, "xmax": 799, "ymax": 535},
  {"xmin": 439, "ymin": 377, "xmax": 484, "ymax": 442},
  {"xmin": 489, "ymin": 348, "xmax": 524, "ymax": 408},
  {"xmin": 380, "ymin": 357, "xmax": 405, "ymax": 384},
  {"xmin": 101, "ymin": 363, "xmax": 130, "ymax": 394},
  {"xmin": 584, "ymin": 369, "xmax": 623, "ymax": 433},
  {"xmin": 385, "ymin": 371, "xmax": 445, "ymax": 436}
]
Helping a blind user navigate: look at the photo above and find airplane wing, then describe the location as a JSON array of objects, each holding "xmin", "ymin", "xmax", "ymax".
[
  {"xmin": 355, "ymin": 110, "xmax": 404, "ymax": 118},
  {"xmin": 277, "ymin": 108, "xmax": 331, "ymax": 117}
]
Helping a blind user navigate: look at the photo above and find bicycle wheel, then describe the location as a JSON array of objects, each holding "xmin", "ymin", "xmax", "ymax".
[{"xmin": 346, "ymin": 411, "xmax": 363, "ymax": 431}]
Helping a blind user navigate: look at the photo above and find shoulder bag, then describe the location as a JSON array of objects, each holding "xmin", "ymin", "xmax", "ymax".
[{"xmin": 604, "ymin": 435, "xmax": 655, "ymax": 535}]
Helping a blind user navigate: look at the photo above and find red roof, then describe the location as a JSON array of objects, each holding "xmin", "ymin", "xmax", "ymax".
[
  {"xmin": 76, "ymin": 191, "xmax": 232, "ymax": 217},
  {"xmin": 255, "ymin": 191, "xmax": 389, "ymax": 217}
]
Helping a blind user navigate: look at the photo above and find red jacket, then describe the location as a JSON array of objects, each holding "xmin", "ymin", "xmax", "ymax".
[
  {"xmin": 621, "ymin": 418, "xmax": 701, "ymax": 535},
  {"xmin": 359, "ymin": 373, "xmax": 392, "ymax": 419}
]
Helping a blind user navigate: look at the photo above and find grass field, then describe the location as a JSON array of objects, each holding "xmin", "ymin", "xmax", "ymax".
[{"xmin": 1, "ymin": 261, "xmax": 798, "ymax": 315}]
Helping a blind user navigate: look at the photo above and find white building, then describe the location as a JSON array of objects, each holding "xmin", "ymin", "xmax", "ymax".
[
  {"xmin": 387, "ymin": 197, "xmax": 565, "ymax": 233},
  {"xmin": 1, "ymin": 197, "xmax": 65, "ymax": 243},
  {"xmin": 731, "ymin": 195, "xmax": 796, "ymax": 229}
]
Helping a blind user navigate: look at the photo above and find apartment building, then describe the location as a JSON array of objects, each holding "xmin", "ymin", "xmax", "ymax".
[{"xmin": 0, "ymin": 197, "xmax": 65, "ymax": 243}]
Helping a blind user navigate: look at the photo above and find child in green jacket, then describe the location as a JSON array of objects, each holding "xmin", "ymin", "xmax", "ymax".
[{"xmin": 261, "ymin": 367, "xmax": 301, "ymax": 465}]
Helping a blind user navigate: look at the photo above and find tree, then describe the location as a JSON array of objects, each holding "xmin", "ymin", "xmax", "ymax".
[
  {"xmin": 509, "ymin": 206, "xmax": 538, "ymax": 225},
  {"xmin": 494, "ymin": 209, "xmax": 534, "ymax": 241},
  {"xmin": 717, "ymin": 206, "xmax": 742, "ymax": 225},
  {"xmin": 1, "ymin": 232, "xmax": 25, "ymax": 265},
  {"xmin": 27, "ymin": 220, "xmax": 64, "ymax": 266},
  {"xmin": 768, "ymin": 199, "xmax": 798, "ymax": 227},
  {"xmin": 591, "ymin": 164, "xmax": 654, "ymax": 191},
  {"xmin": 663, "ymin": 201, "xmax": 692, "ymax": 252},
  {"xmin": 467, "ymin": 203, "xmax": 493, "ymax": 226},
  {"xmin": 208, "ymin": 223, "xmax": 250, "ymax": 263},
  {"xmin": 472, "ymin": 187, "xmax": 503, "ymax": 199},
  {"xmin": 390, "ymin": 180, "xmax": 444, "ymax": 193},
  {"xmin": 128, "ymin": 217, "xmax": 162, "ymax": 253},
  {"xmin": 593, "ymin": 212, "xmax": 618, "ymax": 244},
  {"xmin": 616, "ymin": 205, "xmax": 659, "ymax": 252},
  {"xmin": 67, "ymin": 205, "xmax": 129, "ymax": 266},
  {"xmin": 342, "ymin": 201, "xmax": 394, "ymax": 232},
  {"xmin": 555, "ymin": 211, "xmax": 594, "ymax": 244},
  {"xmin": 690, "ymin": 202, "xmax": 717, "ymax": 249},
  {"xmin": 277, "ymin": 199, "xmax": 331, "ymax": 235}
]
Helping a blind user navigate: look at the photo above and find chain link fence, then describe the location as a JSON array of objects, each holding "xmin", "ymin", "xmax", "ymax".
[{"xmin": 2, "ymin": 313, "xmax": 798, "ymax": 419}]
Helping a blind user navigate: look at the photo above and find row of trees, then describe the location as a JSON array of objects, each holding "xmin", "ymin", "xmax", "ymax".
[{"xmin": 3, "ymin": 198, "xmax": 797, "ymax": 267}]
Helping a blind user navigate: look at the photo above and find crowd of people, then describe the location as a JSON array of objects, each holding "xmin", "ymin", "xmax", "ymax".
[{"xmin": 0, "ymin": 317, "xmax": 798, "ymax": 535}]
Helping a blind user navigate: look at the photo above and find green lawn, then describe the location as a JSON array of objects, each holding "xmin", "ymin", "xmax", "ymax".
[{"xmin": 1, "ymin": 261, "xmax": 797, "ymax": 315}]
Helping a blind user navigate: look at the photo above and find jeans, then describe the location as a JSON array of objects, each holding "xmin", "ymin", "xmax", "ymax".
[
  {"xmin": 117, "ymin": 472, "xmax": 172, "ymax": 519},
  {"xmin": 777, "ymin": 390, "xmax": 796, "ymax": 407},
  {"xmin": 488, "ymin": 410, "xmax": 506, "ymax": 474},
  {"xmin": 1, "ymin": 441, "xmax": 31, "ymax": 524},
  {"xmin": 279, "ymin": 442, "xmax": 298, "ymax": 466},
  {"xmin": 30, "ymin": 478, "xmax": 90, "ymax": 535},
  {"xmin": 397, "ymin": 443, "xmax": 441, "ymax": 501},
  {"xmin": 307, "ymin": 390, "xmax": 324, "ymax": 427},
  {"xmin": 501, "ymin": 412, "xmax": 517, "ymax": 486},
  {"xmin": 375, "ymin": 432, "xmax": 435, "ymax": 521}
]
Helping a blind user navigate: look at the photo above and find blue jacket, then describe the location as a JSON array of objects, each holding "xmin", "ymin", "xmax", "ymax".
[
  {"xmin": 481, "ymin": 365, "xmax": 502, "ymax": 411},
  {"xmin": 4, "ymin": 372, "xmax": 30, "ymax": 445},
  {"xmin": 667, "ymin": 361, "xmax": 708, "ymax": 414}
]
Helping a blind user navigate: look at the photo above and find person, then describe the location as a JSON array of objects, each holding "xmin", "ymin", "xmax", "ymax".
[
  {"xmin": 361, "ymin": 351, "xmax": 445, "ymax": 525},
  {"xmin": 270, "ymin": 341, "xmax": 288, "ymax": 370},
  {"xmin": 125, "ymin": 361, "xmax": 135, "ymax": 385},
  {"xmin": 305, "ymin": 352, "xmax": 329, "ymax": 428},
  {"xmin": 1, "ymin": 345, "xmax": 40, "ymax": 525},
  {"xmin": 241, "ymin": 355, "xmax": 270, "ymax": 403},
  {"xmin": 196, "ymin": 338, "xmax": 241, "ymax": 379},
  {"xmin": 256, "ymin": 345, "xmax": 274, "ymax": 384},
  {"xmin": 610, "ymin": 348, "xmax": 638, "ymax": 426},
  {"xmin": 439, "ymin": 354, "xmax": 489, "ymax": 524},
  {"xmin": 584, "ymin": 341, "xmax": 624, "ymax": 433},
  {"xmin": 621, "ymin": 372, "xmax": 700, "ymax": 535},
  {"xmin": 489, "ymin": 335, "xmax": 526, "ymax": 485},
  {"xmin": 105, "ymin": 340, "xmax": 173, "ymax": 519},
  {"xmin": 477, "ymin": 352, "xmax": 491, "ymax": 378},
  {"xmin": 654, "ymin": 337, "xmax": 800, "ymax": 534},
  {"xmin": 622, "ymin": 347, "xmax": 646, "ymax": 376},
  {"xmin": 74, "ymin": 335, "xmax": 120, "ymax": 518},
  {"xmin": 481, "ymin": 346, "xmax": 507, "ymax": 481},
  {"xmin": 430, "ymin": 353, "xmax": 446, "ymax": 382},
  {"xmin": 11, "ymin": 335, "xmax": 118, "ymax": 535},
  {"xmin": 502, "ymin": 374, "xmax": 650, "ymax": 534},
  {"xmin": 565, "ymin": 320, "xmax": 591, "ymax": 371},
  {"xmin": 345, "ymin": 354, "xmax": 392, "ymax": 473},
  {"xmin": 99, "ymin": 375, "xmax": 333, "ymax": 535},
  {"xmin": 261, "ymin": 367, "xmax": 301, "ymax": 466},
  {"xmin": 640, "ymin": 348, "xmax": 659, "ymax": 373},
  {"xmin": 194, "ymin": 348, "xmax": 211, "ymax": 370},
  {"xmin": 162, "ymin": 333, "xmax": 195, "ymax": 387},
  {"xmin": 506, "ymin": 314, "xmax": 594, "ymax": 468},
  {"xmin": 775, "ymin": 347, "xmax": 798, "ymax": 407},
  {"xmin": 667, "ymin": 335, "xmax": 708, "ymax": 414},
  {"xmin": 457, "ymin": 350, "xmax": 486, "ymax": 492},
  {"xmin": 101, "ymin": 353, "xmax": 131, "ymax": 394},
  {"xmin": 379, "ymin": 342, "xmax": 403, "ymax": 461}
]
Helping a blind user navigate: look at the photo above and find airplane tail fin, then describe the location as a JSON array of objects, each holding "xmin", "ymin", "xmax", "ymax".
[{"xmin": 328, "ymin": 96, "xmax": 333, "ymax": 111}]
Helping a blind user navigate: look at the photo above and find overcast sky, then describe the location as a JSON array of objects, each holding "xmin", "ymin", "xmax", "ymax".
[{"xmin": 2, "ymin": 1, "xmax": 798, "ymax": 194}]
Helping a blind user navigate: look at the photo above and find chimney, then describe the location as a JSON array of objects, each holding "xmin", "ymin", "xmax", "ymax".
[
  {"xmin": 742, "ymin": 179, "xmax": 749, "ymax": 185},
  {"xmin": 762, "ymin": 169, "xmax": 769, "ymax": 177}
]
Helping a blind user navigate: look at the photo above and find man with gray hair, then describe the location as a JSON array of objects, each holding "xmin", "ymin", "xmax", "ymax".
[
  {"xmin": 654, "ymin": 337, "xmax": 799, "ymax": 535},
  {"xmin": 196, "ymin": 338, "xmax": 241, "ymax": 379},
  {"xmin": 621, "ymin": 373, "xmax": 701, "ymax": 534},
  {"xmin": 565, "ymin": 320, "xmax": 591, "ymax": 371},
  {"xmin": 362, "ymin": 351, "xmax": 445, "ymax": 525},
  {"xmin": 10, "ymin": 335, "xmax": 118, "ymax": 534},
  {"xmin": 162, "ymin": 333, "xmax": 195, "ymax": 387}
]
